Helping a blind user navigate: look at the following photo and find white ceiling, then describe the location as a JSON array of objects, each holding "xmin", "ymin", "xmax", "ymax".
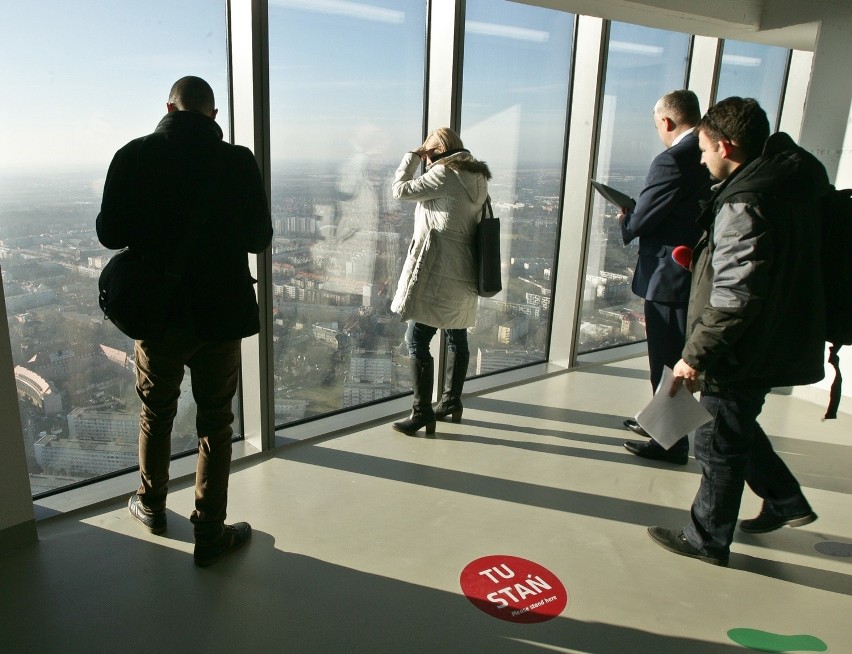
[{"xmin": 509, "ymin": 0, "xmax": 850, "ymax": 50}]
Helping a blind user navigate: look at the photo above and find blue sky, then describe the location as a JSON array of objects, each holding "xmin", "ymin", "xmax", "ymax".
[
  {"xmin": 460, "ymin": 0, "xmax": 573, "ymax": 171},
  {"xmin": 267, "ymin": 0, "xmax": 426, "ymax": 166},
  {"xmin": 0, "ymin": 0, "xmax": 574, "ymax": 173},
  {"xmin": 0, "ymin": 1, "xmax": 228, "ymax": 174},
  {"xmin": 0, "ymin": 0, "xmax": 788, "ymax": 175}
]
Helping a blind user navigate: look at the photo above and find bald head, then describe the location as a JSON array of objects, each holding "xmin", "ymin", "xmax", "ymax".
[{"xmin": 167, "ymin": 76, "xmax": 216, "ymax": 116}]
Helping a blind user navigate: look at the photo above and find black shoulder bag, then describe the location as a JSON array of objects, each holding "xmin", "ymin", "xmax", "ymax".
[
  {"xmin": 476, "ymin": 196, "xmax": 502, "ymax": 297},
  {"xmin": 98, "ymin": 217, "xmax": 203, "ymax": 340}
]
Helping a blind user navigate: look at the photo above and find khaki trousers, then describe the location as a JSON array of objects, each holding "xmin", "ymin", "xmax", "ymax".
[{"xmin": 134, "ymin": 333, "xmax": 241, "ymax": 537}]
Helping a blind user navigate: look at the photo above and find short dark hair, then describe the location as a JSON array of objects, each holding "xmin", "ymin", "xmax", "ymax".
[
  {"xmin": 168, "ymin": 76, "xmax": 215, "ymax": 115},
  {"xmin": 656, "ymin": 90, "xmax": 701, "ymax": 126},
  {"xmin": 696, "ymin": 97, "xmax": 769, "ymax": 160}
]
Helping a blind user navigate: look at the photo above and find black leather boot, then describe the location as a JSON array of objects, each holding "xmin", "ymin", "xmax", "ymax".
[
  {"xmin": 435, "ymin": 350, "xmax": 469, "ymax": 423},
  {"xmin": 392, "ymin": 358, "xmax": 436, "ymax": 435}
]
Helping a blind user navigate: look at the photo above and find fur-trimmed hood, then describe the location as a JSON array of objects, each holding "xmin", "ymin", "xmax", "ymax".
[
  {"xmin": 428, "ymin": 149, "xmax": 492, "ymax": 180},
  {"xmin": 426, "ymin": 149, "xmax": 491, "ymax": 204}
]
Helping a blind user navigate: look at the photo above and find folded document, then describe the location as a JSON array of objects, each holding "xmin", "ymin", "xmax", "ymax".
[{"xmin": 633, "ymin": 366, "xmax": 712, "ymax": 450}]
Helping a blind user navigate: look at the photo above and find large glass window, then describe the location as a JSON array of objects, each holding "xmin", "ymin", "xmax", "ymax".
[
  {"xmin": 715, "ymin": 40, "xmax": 789, "ymax": 131},
  {"xmin": 577, "ymin": 23, "xmax": 690, "ymax": 353},
  {"xmin": 0, "ymin": 2, "xmax": 229, "ymax": 495},
  {"xmin": 268, "ymin": 1, "xmax": 426, "ymax": 426},
  {"xmin": 459, "ymin": 0, "xmax": 574, "ymax": 375}
]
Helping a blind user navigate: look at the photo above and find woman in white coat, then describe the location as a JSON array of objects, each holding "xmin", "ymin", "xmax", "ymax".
[{"xmin": 390, "ymin": 127, "xmax": 491, "ymax": 435}]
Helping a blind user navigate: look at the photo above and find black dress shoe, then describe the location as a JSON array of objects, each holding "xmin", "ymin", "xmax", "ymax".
[
  {"xmin": 128, "ymin": 495, "xmax": 166, "ymax": 535},
  {"xmin": 623, "ymin": 440, "xmax": 688, "ymax": 465},
  {"xmin": 648, "ymin": 526, "xmax": 728, "ymax": 566},
  {"xmin": 739, "ymin": 505, "xmax": 817, "ymax": 534},
  {"xmin": 623, "ymin": 418, "xmax": 650, "ymax": 437}
]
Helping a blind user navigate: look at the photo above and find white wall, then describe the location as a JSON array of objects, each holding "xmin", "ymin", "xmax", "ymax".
[
  {"xmin": 0, "ymin": 275, "xmax": 37, "ymax": 544},
  {"xmin": 792, "ymin": 13, "xmax": 852, "ymax": 413}
]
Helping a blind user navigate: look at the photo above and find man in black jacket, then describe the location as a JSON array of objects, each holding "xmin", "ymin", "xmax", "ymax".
[
  {"xmin": 619, "ymin": 90, "xmax": 711, "ymax": 464},
  {"xmin": 648, "ymin": 97, "xmax": 828, "ymax": 566},
  {"xmin": 97, "ymin": 76, "xmax": 273, "ymax": 566}
]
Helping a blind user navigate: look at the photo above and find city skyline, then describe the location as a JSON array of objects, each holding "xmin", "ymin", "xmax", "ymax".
[
  {"xmin": 1, "ymin": 160, "xmax": 645, "ymax": 493},
  {"xmin": 1, "ymin": 1, "xmax": 792, "ymax": 498},
  {"xmin": 0, "ymin": 1, "xmax": 712, "ymax": 174}
]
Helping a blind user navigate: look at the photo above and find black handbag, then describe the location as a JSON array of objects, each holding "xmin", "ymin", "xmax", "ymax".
[
  {"xmin": 476, "ymin": 196, "xmax": 502, "ymax": 297},
  {"xmin": 98, "ymin": 205, "xmax": 206, "ymax": 339},
  {"xmin": 98, "ymin": 249, "xmax": 184, "ymax": 340}
]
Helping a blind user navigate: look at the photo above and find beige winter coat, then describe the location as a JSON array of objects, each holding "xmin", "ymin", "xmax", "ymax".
[{"xmin": 390, "ymin": 150, "xmax": 491, "ymax": 328}]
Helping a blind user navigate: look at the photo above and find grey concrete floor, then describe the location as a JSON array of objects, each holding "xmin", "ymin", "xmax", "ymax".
[{"xmin": 2, "ymin": 358, "xmax": 850, "ymax": 653}]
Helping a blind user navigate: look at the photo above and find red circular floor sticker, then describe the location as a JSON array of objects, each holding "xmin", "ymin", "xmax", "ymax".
[{"xmin": 460, "ymin": 555, "xmax": 568, "ymax": 623}]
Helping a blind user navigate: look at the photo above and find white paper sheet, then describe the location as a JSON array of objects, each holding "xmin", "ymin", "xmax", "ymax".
[{"xmin": 633, "ymin": 366, "xmax": 712, "ymax": 450}]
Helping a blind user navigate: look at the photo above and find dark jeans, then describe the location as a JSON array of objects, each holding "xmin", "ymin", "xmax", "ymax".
[
  {"xmin": 405, "ymin": 321, "xmax": 469, "ymax": 361},
  {"xmin": 683, "ymin": 386, "xmax": 812, "ymax": 557},
  {"xmin": 644, "ymin": 298, "xmax": 689, "ymax": 455},
  {"xmin": 134, "ymin": 333, "xmax": 241, "ymax": 538}
]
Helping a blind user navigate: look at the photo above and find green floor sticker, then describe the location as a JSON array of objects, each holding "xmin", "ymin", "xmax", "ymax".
[{"xmin": 727, "ymin": 628, "xmax": 827, "ymax": 652}]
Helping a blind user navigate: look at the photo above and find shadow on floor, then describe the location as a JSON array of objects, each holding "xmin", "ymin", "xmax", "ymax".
[{"xmin": 0, "ymin": 522, "xmax": 751, "ymax": 653}]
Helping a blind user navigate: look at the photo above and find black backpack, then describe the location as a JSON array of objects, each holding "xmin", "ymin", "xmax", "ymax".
[{"xmin": 820, "ymin": 186, "xmax": 852, "ymax": 419}]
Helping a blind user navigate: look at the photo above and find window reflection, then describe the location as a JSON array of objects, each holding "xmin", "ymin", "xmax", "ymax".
[
  {"xmin": 578, "ymin": 23, "xmax": 689, "ymax": 353},
  {"xmin": 0, "ymin": 1, "xmax": 229, "ymax": 496},
  {"xmin": 268, "ymin": 1, "xmax": 426, "ymax": 425},
  {"xmin": 716, "ymin": 40, "xmax": 789, "ymax": 131},
  {"xmin": 460, "ymin": 0, "xmax": 574, "ymax": 374}
]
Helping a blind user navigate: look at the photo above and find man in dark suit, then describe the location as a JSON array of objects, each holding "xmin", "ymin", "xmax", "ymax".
[{"xmin": 619, "ymin": 90, "xmax": 711, "ymax": 464}]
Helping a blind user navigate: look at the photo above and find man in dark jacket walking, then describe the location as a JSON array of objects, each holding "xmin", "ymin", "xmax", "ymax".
[
  {"xmin": 648, "ymin": 97, "xmax": 829, "ymax": 566},
  {"xmin": 97, "ymin": 76, "xmax": 273, "ymax": 566}
]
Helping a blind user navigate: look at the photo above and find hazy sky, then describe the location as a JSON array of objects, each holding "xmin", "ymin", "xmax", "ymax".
[
  {"xmin": 460, "ymin": 0, "xmax": 573, "ymax": 171},
  {"xmin": 1, "ymin": 0, "xmax": 576, "ymax": 174},
  {"xmin": 271, "ymin": 0, "xmax": 576, "ymax": 169},
  {"xmin": 0, "ymin": 1, "xmax": 228, "ymax": 174},
  {"xmin": 0, "ymin": 0, "xmax": 787, "ymax": 176},
  {"xmin": 267, "ymin": 0, "xmax": 426, "ymax": 167}
]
